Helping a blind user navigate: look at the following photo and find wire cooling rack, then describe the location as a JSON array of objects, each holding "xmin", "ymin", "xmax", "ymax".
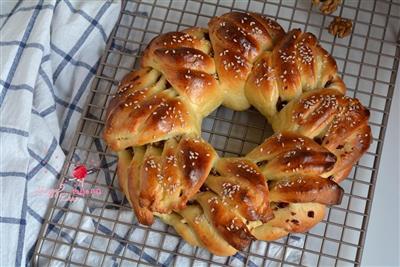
[{"xmin": 33, "ymin": 0, "xmax": 400, "ymax": 266}]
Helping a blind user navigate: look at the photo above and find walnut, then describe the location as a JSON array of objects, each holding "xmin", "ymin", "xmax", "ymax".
[
  {"xmin": 328, "ymin": 17, "xmax": 353, "ymax": 38},
  {"xmin": 312, "ymin": 0, "xmax": 342, "ymax": 15}
]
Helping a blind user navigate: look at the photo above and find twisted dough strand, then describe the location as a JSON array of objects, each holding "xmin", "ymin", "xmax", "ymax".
[
  {"xmin": 245, "ymin": 29, "xmax": 346, "ymax": 121},
  {"xmin": 118, "ymin": 135, "xmax": 218, "ymax": 225},
  {"xmin": 272, "ymin": 88, "xmax": 371, "ymax": 182},
  {"xmin": 104, "ymin": 68, "xmax": 201, "ymax": 150},
  {"xmin": 208, "ymin": 12, "xmax": 285, "ymax": 110}
]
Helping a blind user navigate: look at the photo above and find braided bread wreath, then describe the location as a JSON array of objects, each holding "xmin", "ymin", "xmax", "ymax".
[{"xmin": 103, "ymin": 12, "xmax": 371, "ymax": 256}]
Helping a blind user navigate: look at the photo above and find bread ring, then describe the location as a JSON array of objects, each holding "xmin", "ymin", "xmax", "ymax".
[{"xmin": 103, "ymin": 12, "xmax": 371, "ymax": 256}]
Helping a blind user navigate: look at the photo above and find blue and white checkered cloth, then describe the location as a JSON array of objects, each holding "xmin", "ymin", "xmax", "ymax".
[{"xmin": 0, "ymin": 1, "xmax": 120, "ymax": 265}]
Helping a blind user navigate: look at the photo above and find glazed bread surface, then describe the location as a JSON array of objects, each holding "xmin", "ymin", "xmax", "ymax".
[{"xmin": 102, "ymin": 11, "xmax": 372, "ymax": 256}]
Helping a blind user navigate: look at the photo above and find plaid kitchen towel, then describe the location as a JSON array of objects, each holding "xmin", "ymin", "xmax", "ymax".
[{"xmin": 0, "ymin": 1, "xmax": 120, "ymax": 265}]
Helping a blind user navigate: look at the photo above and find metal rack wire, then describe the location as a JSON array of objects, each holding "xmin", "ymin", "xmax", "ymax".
[{"xmin": 33, "ymin": 0, "xmax": 400, "ymax": 266}]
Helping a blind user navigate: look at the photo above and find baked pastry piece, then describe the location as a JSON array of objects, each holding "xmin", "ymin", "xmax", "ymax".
[
  {"xmin": 102, "ymin": 11, "xmax": 372, "ymax": 256},
  {"xmin": 245, "ymin": 29, "xmax": 346, "ymax": 121},
  {"xmin": 104, "ymin": 68, "xmax": 201, "ymax": 150},
  {"xmin": 159, "ymin": 132, "xmax": 344, "ymax": 255},
  {"xmin": 117, "ymin": 135, "xmax": 218, "ymax": 225},
  {"xmin": 208, "ymin": 12, "xmax": 285, "ymax": 110},
  {"xmin": 272, "ymin": 89, "xmax": 371, "ymax": 182}
]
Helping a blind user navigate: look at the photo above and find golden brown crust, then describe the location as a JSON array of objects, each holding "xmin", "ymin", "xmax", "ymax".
[
  {"xmin": 269, "ymin": 175, "xmax": 344, "ymax": 205},
  {"xmin": 178, "ymin": 204, "xmax": 237, "ymax": 256},
  {"xmin": 262, "ymin": 149, "xmax": 337, "ymax": 180},
  {"xmin": 160, "ymin": 132, "xmax": 346, "ymax": 255},
  {"xmin": 123, "ymin": 147, "xmax": 155, "ymax": 225},
  {"xmin": 102, "ymin": 12, "xmax": 373, "ymax": 256},
  {"xmin": 246, "ymin": 132, "xmax": 344, "ymax": 205},
  {"xmin": 209, "ymin": 158, "xmax": 274, "ymax": 223},
  {"xmin": 264, "ymin": 202, "xmax": 326, "ymax": 233},
  {"xmin": 272, "ymin": 89, "xmax": 372, "ymax": 182},
  {"xmin": 141, "ymin": 29, "xmax": 211, "ymax": 64},
  {"xmin": 252, "ymin": 202, "xmax": 325, "ymax": 241},
  {"xmin": 161, "ymin": 157, "xmax": 274, "ymax": 255},
  {"xmin": 208, "ymin": 12, "xmax": 285, "ymax": 110},
  {"xmin": 117, "ymin": 150, "xmax": 132, "ymax": 204},
  {"xmin": 247, "ymin": 132, "xmax": 337, "ymax": 179},
  {"xmin": 104, "ymin": 15, "xmax": 347, "ymax": 151},
  {"xmin": 103, "ymin": 69, "xmax": 201, "ymax": 150},
  {"xmin": 196, "ymin": 192, "xmax": 255, "ymax": 250},
  {"xmin": 245, "ymin": 29, "xmax": 346, "ymax": 120},
  {"xmin": 116, "ymin": 136, "xmax": 217, "ymax": 225},
  {"xmin": 141, "ymin": 28, "xmax": 223, "ymax": 117}
]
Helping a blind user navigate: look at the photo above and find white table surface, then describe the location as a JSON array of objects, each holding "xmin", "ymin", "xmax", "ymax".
[{"xmin": 362, "ymin": 69, "xmax": 399, "ymax": 266}]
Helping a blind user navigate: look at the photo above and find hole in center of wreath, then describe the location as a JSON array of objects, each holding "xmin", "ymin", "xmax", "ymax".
[{"xmin": 201, "ymin": 105, "xmax": 274, "ymax": 157}]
